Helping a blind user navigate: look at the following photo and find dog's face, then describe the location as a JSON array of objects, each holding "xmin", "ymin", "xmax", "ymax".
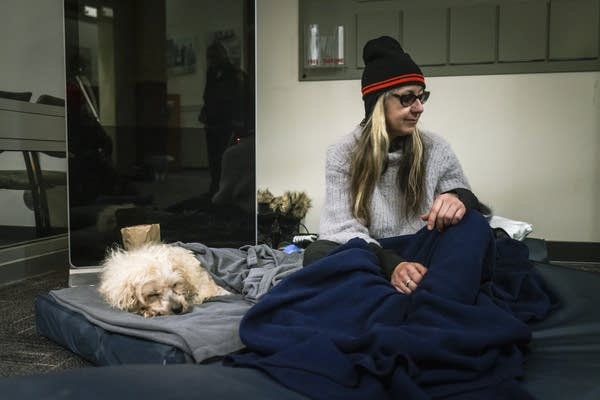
[
  {"xmin": 99, "ymin": 244, "xmax": 211, "ymax": 317},
  {"xmin": 133, "ymin": 268, "xmax": 197, "ymax": 317}
]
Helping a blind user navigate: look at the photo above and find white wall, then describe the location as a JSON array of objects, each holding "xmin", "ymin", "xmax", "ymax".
[{"xmin": 256, "ymin": 0, "xmax": 600, "ymax": 242}]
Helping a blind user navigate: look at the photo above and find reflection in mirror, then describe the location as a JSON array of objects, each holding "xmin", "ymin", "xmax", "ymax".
[{"xmin": 64, "ymin": 0, "xmax": 256, "ymax": 267}]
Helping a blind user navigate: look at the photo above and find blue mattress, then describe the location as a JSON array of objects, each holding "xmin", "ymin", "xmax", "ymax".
[
  {"xmin": 2, "ymin": 262, "xmax": 599, "ymax": 399},
  {"xmin": 34, "ymin": 293, "xmax": 193, "ymax": 365}
]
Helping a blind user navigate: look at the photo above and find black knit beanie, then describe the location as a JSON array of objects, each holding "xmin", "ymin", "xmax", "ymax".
[{"xmin": 361, "ymin": 36, "xmax": 425, "ymax": 119}]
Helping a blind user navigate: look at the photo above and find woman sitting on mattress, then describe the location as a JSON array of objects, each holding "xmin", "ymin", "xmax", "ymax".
[
  {"xmin": 304, "ymin": 35, "xmax": 487, "ymax": 293},
  {"xmin": 224, "ymin": 37, "xmax": 555, "ymax": 399},
  {"xmin": 0, "ymin": 36, "xmax": 557, "ymax": 400}
]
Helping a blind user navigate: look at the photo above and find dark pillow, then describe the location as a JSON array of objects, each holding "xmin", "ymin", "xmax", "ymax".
[{"xmin": 0, "ymin": 90, "xmax": 32, "ymax": 102}]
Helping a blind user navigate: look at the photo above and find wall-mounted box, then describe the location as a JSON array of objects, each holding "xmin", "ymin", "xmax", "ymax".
[
  {"xmin": 403, "ymin": 7, "xmax": 448, "ymax": 66},
  {"xmin": 304, "ymin": 23, "xmax": 347, "ymax": 68},
  {"xmin": 549, "ymin": 0, "xmax": 599, "ymax": 60},
  {"xmin": 449, "ymin": 4, "xmax": 496, "ymax": 64},
  {"xmin": 356, "ymin": 11, "xmax": 401, "ymax": 68},
  {"xmin": 499, "ymin": 1, "xmax": 547, "ymax": 62},
  {"xmin": 299, "ymin": 0, "xmax": 600, "ymax": 81}
]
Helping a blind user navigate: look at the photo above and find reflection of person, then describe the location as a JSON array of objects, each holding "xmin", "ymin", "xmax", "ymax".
[
  {"xmin": 304, "ymin": 36, "xmax": 487, "ymax": 293},
  {"xmin": 66, "ymin": 54, "xmax": 119, "ymax": 206},
  {"xmin": 211, "ymin": 132, "xmax": 255, "ymax": 214},
  {"xmin": 199, "ymin": 40, "xmax": 245, "ymax": 196}
]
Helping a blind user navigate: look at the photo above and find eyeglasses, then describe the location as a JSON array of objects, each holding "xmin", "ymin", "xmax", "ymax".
[{"xmin": 390, "ymin": 91, "xmax": 430, "ymax": 107}]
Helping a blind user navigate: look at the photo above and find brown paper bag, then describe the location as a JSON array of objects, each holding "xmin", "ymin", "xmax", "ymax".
[{"xmin": 120, "ymin": 224, "xmax": 161, "ymax": 250}]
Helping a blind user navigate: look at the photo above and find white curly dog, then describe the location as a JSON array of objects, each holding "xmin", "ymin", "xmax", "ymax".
[{"xmin": 98, "ymin": 243, "xmax": 229, "ymax": 317}]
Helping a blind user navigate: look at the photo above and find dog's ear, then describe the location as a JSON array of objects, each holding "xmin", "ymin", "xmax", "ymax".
[
  {"xmin": 99, "ymin": 281, "xmax": 139, "ymax": 312},
  {"xmin": 168, "ymin": 247, "xmax": 204, "ymax": 293},
  {"xmin": 118, "ymin": 283, "xmax": 140, "ymax": 312}
]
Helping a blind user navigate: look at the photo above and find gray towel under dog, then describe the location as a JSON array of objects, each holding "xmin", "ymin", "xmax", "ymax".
[{"xmin": 49, "ymin": 243, "xmax": 304, "ymax": 363}]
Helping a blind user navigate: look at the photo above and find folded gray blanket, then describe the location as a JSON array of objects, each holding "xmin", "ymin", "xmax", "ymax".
[{"xmin": 49, "ymin": 243, "xmax": 303, "ymax": 362}]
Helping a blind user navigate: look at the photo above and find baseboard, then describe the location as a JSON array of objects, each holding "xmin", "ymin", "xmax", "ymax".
[
  {"xmin": 0, "ymin": 234, "xmax": 69, "ymax": 286},
  {"xmin": 68, "ymin": 267, "xmax": 101, "ymax": 287},
  {"xmin": 546, "ymin": 241, "xmax": 600, "ymax": 263}
]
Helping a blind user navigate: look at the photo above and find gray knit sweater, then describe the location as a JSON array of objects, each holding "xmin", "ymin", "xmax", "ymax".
[{"xmin": 319, "ymin": 125, "xmax": 471, "ymax": 245}]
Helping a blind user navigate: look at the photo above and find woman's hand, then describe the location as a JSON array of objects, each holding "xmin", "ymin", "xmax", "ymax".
[
  {"xmin": 391, "ymin": 261, "xmax": 428, "ymax": 294},
  {"xmin": 420, "ymin": 192, "xmax": 466, "ymax": 231}
]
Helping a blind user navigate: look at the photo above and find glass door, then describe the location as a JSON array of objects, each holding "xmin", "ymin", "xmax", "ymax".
[{"xmin": 64, "ymin": 0, "xmax": 256, "ymax": 271}]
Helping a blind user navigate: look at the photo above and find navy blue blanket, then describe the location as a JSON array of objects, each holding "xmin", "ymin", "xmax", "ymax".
[{"xmin": 225, "ymin": 212, "xmax": 557, "ymax": 399}]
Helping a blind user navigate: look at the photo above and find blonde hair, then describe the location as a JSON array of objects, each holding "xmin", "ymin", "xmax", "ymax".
[{"xmin": 350, "ymin": 92, "xmax": 426, "ymax": 226}]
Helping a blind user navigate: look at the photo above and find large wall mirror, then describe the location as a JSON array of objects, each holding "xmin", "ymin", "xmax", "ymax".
[{"xmin": 64, "ymin": 0, "xmax": 256, "ymax": 273}]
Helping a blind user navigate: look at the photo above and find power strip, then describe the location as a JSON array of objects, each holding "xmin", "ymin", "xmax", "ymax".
[{"xmin": 291, "ymin": 234, "xmax": 319, "ymax": 248}]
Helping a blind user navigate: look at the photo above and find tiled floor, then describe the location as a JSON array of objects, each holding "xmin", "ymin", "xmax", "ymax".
[{"xmin": 0, "ymin": 270, "xmax": 92, "ymax": 378}]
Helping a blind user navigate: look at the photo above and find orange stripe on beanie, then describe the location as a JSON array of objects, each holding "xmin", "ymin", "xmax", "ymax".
[
  {"xmin": 361, "ymin": 74, "xmax": 425, "ymax": 96},
  {"xmin": 361, "ymin": 36, "xmax": 425, "ymax": 119}
]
